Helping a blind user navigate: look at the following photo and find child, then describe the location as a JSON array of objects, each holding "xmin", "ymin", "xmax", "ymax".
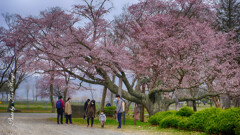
[{"xmin": 99, "ymin": 111, "xmax": 106, "ymax": 128}]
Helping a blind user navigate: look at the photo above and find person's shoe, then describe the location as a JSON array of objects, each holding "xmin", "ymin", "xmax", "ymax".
[
  {"xmin": 117, "ymin": 127, "xmax": 121, "ymax": 129},
  {"xmin": 91, "ymin": 126, "xmax": 93, "ymax": 128},
  {"xmin": 101, "ymin": 125, "xmax": 103, "ymax": 128}
]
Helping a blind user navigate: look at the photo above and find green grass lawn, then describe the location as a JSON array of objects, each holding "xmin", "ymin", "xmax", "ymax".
[
  {"xmin": 48, "ymin": 117, "xmax": 206, "ymax": 135},
  {"xmin": 0, "ymin": 101, "xmax": 52, "ymax": 113},
  {"xmin": 0, "ymin": 100, "xmax": 213, "ymax": 114}
]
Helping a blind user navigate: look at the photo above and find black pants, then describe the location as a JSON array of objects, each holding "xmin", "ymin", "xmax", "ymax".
[
  {"xmin": 57, "ymin": 108, "xmax": 63, "ymax": 124},
  {"xmin": 87, "ymin": 117, "xmax": 94, "ymax": 127},
  {"xmin": 66, "ymin": 115, "xmax": 72, "ymax": 124},
  {"xmin": 83, "ymin": 110, "xmax": 86, "ymax": 119},
  {"xmin": 117, "ymin": 113, "xmax": 122, "ymax": 128}
]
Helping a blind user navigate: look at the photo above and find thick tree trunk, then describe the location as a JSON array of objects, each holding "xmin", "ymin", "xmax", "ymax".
[
  {"xmin": 101, "ymin": 86, "xmax": 107, "ymax": 111},
  {"xmin": 63, "ymin": 74, "xmax": 69, "ymax": 102},
  {"xmin": 63, "ymin": 87, "xmax": 68, "ymax": 103},
  {"xmin": 221, "ymin": 93, "xmax": 231, "ymax": 109},
  {"xmin": 212, "ymin": 96, "xmax": 221, "ymax": 108},
  {"xmin": 145, "ymin": 91, "xmax": 170, "ymax": 116},
  {"xmin": 233, "ymin": 97, "xmax": 240, "ymax": 107},
  {"xmin": 140, "ymin": 84, "xmax": 145, "ymax": 122},
  {"xmin": 50, "ymin": 76, "xmax": 55, "ymax": 113},
  {"xmin": 193, "ymin": 100, "xmax": 197, "ymax": 111}
]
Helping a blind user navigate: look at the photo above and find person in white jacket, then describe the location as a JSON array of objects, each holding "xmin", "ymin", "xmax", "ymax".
[{"xmin": 99, "ymin": 111, "xmax": 106, "ymax": 128}]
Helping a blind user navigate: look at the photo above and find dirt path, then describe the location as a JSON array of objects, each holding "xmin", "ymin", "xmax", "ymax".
[{"xmin": 0, "ymin": 113, "xmax": 139, "ymax": 135}]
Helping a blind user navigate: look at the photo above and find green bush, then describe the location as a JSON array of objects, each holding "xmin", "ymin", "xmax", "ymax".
[
  {"xmin": 104, "ymin": 106, "xmax": 116, "ymax": 116},
  {"xmin": 159, "ymin": 115, "xmax": 182, "ymax": 128},
  {"xmin": 178, "ymin": 117, "xmax": 191, "ymax": 130},
  {"xmin": 187, "ymin": 108, "xmax": 221, "ymax": 131},
  {"xmin": 176, "ymin": 107, "xmax": 194, "ymax": 117},
  {"xmin": 148, "ymin": 111, "xmax": 176, "ymax": 125},
  {"xmin": 234, "ymin": 121, "xmax": 240, "ymax": 135},
  {"xmin": 148, "ymin": 107, "xmax": 240, "ymax": 135},
  {"xmin": 205, "ymin": 108, "xmax": 240, "ymax": 135}
]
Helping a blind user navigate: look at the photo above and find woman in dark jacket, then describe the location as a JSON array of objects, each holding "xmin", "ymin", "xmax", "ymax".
[{"xmin": 86, "ymin": 100, "xmax": 96, "ymax": 128}]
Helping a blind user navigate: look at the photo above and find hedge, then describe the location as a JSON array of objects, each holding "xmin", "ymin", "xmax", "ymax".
[
  {"xmin": 188, "ymin": 107, "xmax": 221, "ymax": 131},
  {"xmin": 149, "ymin": 107, "xmax": 240, "ymax": 135},
  {"xmin": 176, "ymin": 106, "xmax": 194, "ymax": 117},
  {"xmin": 159, "ymin": 115, "xmax": 182, "ymax": 128},
  {"xmin": 104, "ymin": 106, "xmax": 116, "ymax": 116},
  {"xmin": 148, "ymin": 111, "xmax": 176, "ymax": 125}
]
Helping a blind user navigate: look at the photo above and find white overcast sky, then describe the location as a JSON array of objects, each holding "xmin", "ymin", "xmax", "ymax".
[{"xmin": 0, "ymin": 0, "xmax": 139, "ymax": 28}]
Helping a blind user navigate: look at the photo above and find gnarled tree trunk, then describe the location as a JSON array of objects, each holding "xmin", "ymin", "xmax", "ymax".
[
  {"xmin": 221, "ymin": 93, "xmax": 231, "ymax": 109},
  {"xmin": 212, "ymin": 96, "xmax": 221, "ymax": 108}
]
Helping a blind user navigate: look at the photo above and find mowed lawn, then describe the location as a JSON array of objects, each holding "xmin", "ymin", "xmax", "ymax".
[
  {"xmin": 0, "ymin": 101, "xmax": 53, "ymax": 113},
  {"xmin": 0, "ymin": 100, "xmax": 212, "ymax": 113},
  {"xmin": 48, "ymin": 117, "xmax": 206, "ymax": 135}
]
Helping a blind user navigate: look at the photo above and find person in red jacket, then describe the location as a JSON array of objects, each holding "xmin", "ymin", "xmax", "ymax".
[{"xmin": 56, "ymin": 96, "xmax": 64, "ymax": 124}]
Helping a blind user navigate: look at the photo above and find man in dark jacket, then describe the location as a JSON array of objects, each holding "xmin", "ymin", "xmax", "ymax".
[
  {"xmin": 56, "ymin": 96, "xmax": 64, "ymax": 124},
  {"xmin": 84, "ymin": 99, "xmax": 90, "ymax": 119}
]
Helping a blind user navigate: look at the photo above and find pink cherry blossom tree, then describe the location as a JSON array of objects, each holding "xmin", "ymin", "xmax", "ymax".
[{"xmin": 4, "ymin": 0, "xmax": 239, "ymax": 115}]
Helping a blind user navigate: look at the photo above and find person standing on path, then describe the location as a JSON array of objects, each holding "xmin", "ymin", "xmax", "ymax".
[
  {"xmin": 116, "ymin": 94, "xmax": 124, "ymax": 129},
  {"xmin": 65, "ymin": 97, "xmax": 72, "ymax": 124},
  {"xmin": 56, "ymin": 96, "xmax": 64, "ymax": 124},
  {"xmin": 133, "ymin": 103, "xmax": 140, "ymax": 125},
  {"xmin": 86, "ymin": 100, "xmax": 96, "ymax": 128},
  {"xmin": 84, "ymin": 99, "xmax": 90, "ymax": 119}
]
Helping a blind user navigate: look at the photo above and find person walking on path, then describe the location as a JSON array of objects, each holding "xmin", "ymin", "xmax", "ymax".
[
  {"xmin": 86, "ymin": 100, "xmax": 96, "ymax": 128},
  {"xmin": 84, "ymin": 99, "xmax": 90, "ymax": 119},
  {"xmin": 133, "ymin": 103, "xmax": 140, "ymax": 125},
  {"xmin": 116, "ymin": 94, "xmax": 124, "ymax": 129},
  {"xmin": 56, "ymin": 96, "xmax": 64, "ymax": 124},
  {"xmin": 65, "ymin": 97, "xmax": 72, "ymax": 124},
  {"xmin": 99, "ymin": 110, "xmax": 106, "ymax": 128}
]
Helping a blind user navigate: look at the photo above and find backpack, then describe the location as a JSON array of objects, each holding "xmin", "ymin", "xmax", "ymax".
[{"xmin": 56, "ymin": 100, "xmax": 62, "ymax": 109}]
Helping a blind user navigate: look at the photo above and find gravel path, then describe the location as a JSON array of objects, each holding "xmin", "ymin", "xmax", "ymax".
[{"xmin": 0, "ymin": 113, "xmax": 139, "ymax": 135}]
